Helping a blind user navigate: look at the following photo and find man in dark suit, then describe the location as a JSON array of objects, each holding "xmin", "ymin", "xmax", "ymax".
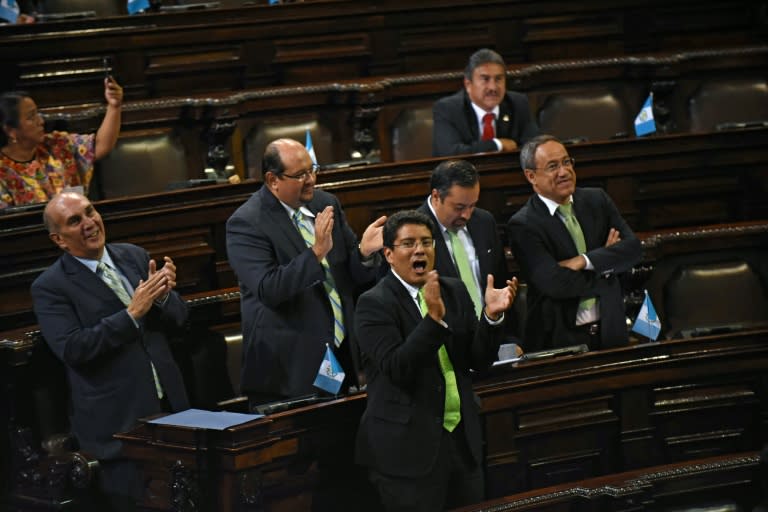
[
  {"xmin": 507, "ymin": 134, "xmax": 642, "ymax": 352},
  {"xmin": 417, "ymin": 159, "xmax": 508, "ymax": 317},
  {"xmin": 355, "ymin": 210, "xmax": 517, "ymax": 511},
  {"xmin": 31, "ymin": 191, "xmax": 189, "ymax": 511},
  {"xmin": 432, "ymin": 48, "xmax": 539, "ymax": 157},
  {"xmin": 226, "ymin": 138, "xmax": 386, "ymax": 407}
]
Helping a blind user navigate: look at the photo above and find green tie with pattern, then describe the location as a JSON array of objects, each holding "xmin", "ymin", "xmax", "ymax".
[
  {"xmin": 447, "ymin": 230, "xmax": 482, "ymax": 318},
  {"xmin": 294, "ymin": 210, "xmax": 345, "ymax": 348},
  {"xmin": 557, "ymin": 203, "xmax": 596, "ymax": 311},
  {"xmin": 417, "ymin": 288, "xmax": 461, "ymax": 432},
  {"xmin": 97, "ymin": 261, "xmax": 164, "ymax": 399}
]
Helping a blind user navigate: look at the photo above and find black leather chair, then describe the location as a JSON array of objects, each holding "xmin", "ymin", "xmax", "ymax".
[
  {"xmin": 688, "ymin": 79, "xmax": 768, "ymax": 132},
  {"xmin": 243, "ymin": 118, "xmax": 332, "ymax": 180},
  {"xmin": 662, "ymin": 259, "xmax": 768, "ymax": 339},
  {"xmin": 95, "ymin": 129, "xmax": 189, "ymax": 199},
  {"xmin": 537, "ymin": 91, "xmax": 632, "ymax": 143},
  {"xmin": 391, "ymin": 105, "xmax": 433, "ymax": 162}
]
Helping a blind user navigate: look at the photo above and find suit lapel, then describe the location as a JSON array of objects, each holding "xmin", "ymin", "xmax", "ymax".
[
  {"xmin": 383, "ymin": 272, "xmax": 421, "ymax": 325},
  {"xmin": 260, "ymin": 187, "xmax": 306, "ymax": 255},
  {"xmin": 465, "ymin": 214, "xmax": 488, "ymax": 282},
  {"xmin": 60, "ymin": 252, "xmax": 120, "ymax": 304},
  {"xmin": 531, "ymin": 195, "xmax": 578, "ymax": 256},
  {"xmin": 497, "ymin": 98, "xmax": 513, "ymax": 138},
  {"xmin": 571, "ymin": 190, "xmax": 596, "ymax": 250},
  {"xmin": 462, "ymin": 93, "xmax": 480, "ymax": 139}
]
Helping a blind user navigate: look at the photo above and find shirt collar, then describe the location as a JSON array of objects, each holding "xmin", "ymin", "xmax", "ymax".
[
  {"xmin": 470, "ymin": 101, "xmax": 500, "ymax": 124},
  {"xmin": 538, "ymin": 194, "xmax": 574, "ymax": 217}
]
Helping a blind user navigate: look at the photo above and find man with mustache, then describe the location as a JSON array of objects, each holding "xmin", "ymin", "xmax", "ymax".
[
  {"xmin": 507, "ymin": 134, "xmax": 642, "ymax": 352},
  {"xmin": 355, "ymin": 210, "xmax": 517, "ymax": 511},
  {"xmin": 432, "ymin": 48, "xmax": 539, "ymax": 157},
  {"xmin": 226, "ymin": 138, "xmax": 386, "ymax": 408}
]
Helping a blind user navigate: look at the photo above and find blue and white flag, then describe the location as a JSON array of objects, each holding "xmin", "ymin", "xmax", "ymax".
[
  {"xmin": 0, "ymin": 0, "xmax": 20, "ymax": 23},
  {"xmin": 127, "ymin": 0, "xmax": 151, "ymax": 15},
  {"xmin": 632, "ymin": 289, "xmax": 661, "ymax": 341},
  {"xmin": 313, "ymin": 344, "xmax": 345, "ymax": 395},
  {"xmin": 634, "ymin": 93, "xmax": 656, "ymax": 137},
  {"xmin": 305, "ymin": 129, "xmax": 317, "ymax": 166}
]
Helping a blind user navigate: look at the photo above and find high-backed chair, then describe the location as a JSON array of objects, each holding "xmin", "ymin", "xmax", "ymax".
[
  {"xmin": 662, "ymin": 260, "xmax": 768, "ymax": 339},
  {"xmin": 688, "ymin": 79, "xmax": 768, "ymax": 132},
  {"xmin": 95, "ymin": 129, "xmax": 189, "ymax": 200},
  {"xmin": 537, "ymin": 91, "xmax": 632, "ymax": 143},
  {"xmin": 391, "ymin": 105, "xmax": 433, "ymax": 162},
  {"xmin": 243, "ymin": 119, "xmax": 332, "ymax": 180}
]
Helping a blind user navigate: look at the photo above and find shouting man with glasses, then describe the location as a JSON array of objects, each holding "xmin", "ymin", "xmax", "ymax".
[
  {"xmin": 507, "ymin": 134, "xmax": 641, "ymax": 352},
  {"xmin": 355, "ymin": 210, "xmax": 517, "ymax": 511},
  {"xmin": 226, "ymin": 138, "xmax": 386, "ymax": 407}
]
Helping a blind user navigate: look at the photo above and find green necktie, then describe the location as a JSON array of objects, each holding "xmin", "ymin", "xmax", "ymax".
[
  {"xmin": 557, "ymin": 203, "xmax": 596, "ymax": 311},
  {"xmin": 98, "ymin": 261, "xmax": 131, "ymax": 306},
  {"xmin": 447, "ymin": 230, "xmax": 482, "ymax": 318},
  {"xmin": 97, "ymin": 261, "xmax": 164, "ymax": 399},
  {"xmin": 417, "ymin": 288, "xmax": 461, "ymax": 432},
  {"xmin": 294, "ymin": 210, "xmax": 345, "ymax": 348}
]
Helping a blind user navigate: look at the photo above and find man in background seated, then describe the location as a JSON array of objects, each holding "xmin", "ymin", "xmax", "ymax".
[
  {"xmin": 355, "ymin": 210, "xmax": 516, "ymax": 511},
  {"xmin": 432, "ymin": 48, "xmax": 539, "ymax": 157},
  {"xmin": 226, "ymin": 138, "xmax": 386, "ymax": 408},
  {"xmin": 31, "ymin": 191, "xmax": 189, "ymax": 511},
  {"xmin": 507, "ymin": 134, "xmax": 641, "ymax": 352}
]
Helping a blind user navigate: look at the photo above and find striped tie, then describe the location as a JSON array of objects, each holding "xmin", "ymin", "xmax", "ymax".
[
  {"xmin": 97, "ymin": 261, "xmax": 164, "ymax": 399},
  {"xmin": 293, "ymin": 211, "xmax": 345, "ymax": 348},
  {"xmin": 447, "ymin": 230, "xmax": 482, "ymax": 317},
  {"xmin": 417, "ymin": 288, "xmax": 461, "ymax": 432},
  {"xmin": 557, "ymin": 203, "xmax": 597, "ymax": 312}
]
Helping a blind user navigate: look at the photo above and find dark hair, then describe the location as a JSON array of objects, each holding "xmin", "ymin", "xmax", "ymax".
[
  {"xmin": 383, "ymin": 210, "xmax": 435, "ymax": 248},
  {"xmin": 261, "ymin": 140, "xmax": 286, "ymax": 176},
  {"xmin": 430, "ymin": 160, "xmax": 479, "ymax": 200},
  {"xmin": 0, "ymin": 91, "xmax": 31, "ymax": 147},
  {"xmin": 464, "ymin": 48, "xmax": 506, "ymax": 81},
  {"xmin": 519, "ymin": 134, "xmax": 562, "ymax": 171}
]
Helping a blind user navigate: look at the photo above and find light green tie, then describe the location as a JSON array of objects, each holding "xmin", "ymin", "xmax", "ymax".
[
  {"xmin": 447, "ymin": 230, "xmax": 482, "ymax": 318},
  {"xmin": 294, "ymin": 211, "xmax": 345, "ymax": 348},
  {"xmin": 557, "ymin": 203, "xmax": 596, "ymax": 311},
  {"xmin": 97, "ymin": 261, "xmax": 164, "ymax": 399},
  {"xmin": 417, "ymin": 288, "xmax": 461, "ymax": 432}
]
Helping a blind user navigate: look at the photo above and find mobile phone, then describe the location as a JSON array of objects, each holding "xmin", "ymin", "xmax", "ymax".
[{"xmin": 102, "ymin": 57, "xmax": 112, "ymax": 82}]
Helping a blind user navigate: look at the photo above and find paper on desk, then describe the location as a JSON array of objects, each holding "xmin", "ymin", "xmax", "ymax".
[{"xmin": 148, "ymin": 408, "xmax": 264, "ymax": 430}]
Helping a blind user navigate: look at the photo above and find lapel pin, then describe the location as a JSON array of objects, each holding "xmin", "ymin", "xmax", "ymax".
[{"xmin": 502, "ymin": 115, "xmax": 509, "ymax": 122}]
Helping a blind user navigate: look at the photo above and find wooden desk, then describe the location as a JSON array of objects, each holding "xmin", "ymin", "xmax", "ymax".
[{"xmin": 115, "ymin": 329, "xmax": 768, "ymax": 511}]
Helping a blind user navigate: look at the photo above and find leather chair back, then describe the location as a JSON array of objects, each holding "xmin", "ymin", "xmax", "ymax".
[
  {"xmin": 391, "ymin": 105, "xmax": 433, "ymax": 161},
  {"xmin": 537, "ymin": 91, "xmax": 631, "ymax": 142},
  {"xmin": 688, "ymin": 79, "xmax": 768, "ymax": 132},
  {"xmin": 243, "ymin": 119, "xmax": 332, "ymax": 180},
  {"xmin": 96, "ymin": 130, "xmax": 189, "ymax": 199},
  {"xmin": 663, "ymin": 260, "xmax": 768, "ymax": 338}
]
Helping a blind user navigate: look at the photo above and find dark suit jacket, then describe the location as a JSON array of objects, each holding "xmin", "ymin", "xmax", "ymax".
[
  {"xmin": 30, "ymin": 243, "xmax": 189, "ymax": 462},
  {"xmin": 355, "ymin": 273, "xmax": 503, "ymax": 478},
  {"xmin": 418, "ymin": 200, "xmax": 507, "ymax": 290},
  {"xmin": 507, "ymin": 187, "xmax": 642, "ymax": 351},
  {"xmin": 226, "ymin": 185, "xmax": 380, "ymax": 398},
  {"xmin": 432, "ymin": 90, "xmax": 539, "ymax": 157}
]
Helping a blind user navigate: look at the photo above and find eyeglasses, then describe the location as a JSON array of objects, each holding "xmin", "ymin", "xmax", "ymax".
[
  {"xmin": 391, "ymin": 238, "xmax": 435, "ymax": 250},
  {"xmin": 536, "ymin": 157, "xmax": 575, "ymax": 174},
  {"xmin": 281, "ymin": 164, "xmax": 320, "ymax": 182}
]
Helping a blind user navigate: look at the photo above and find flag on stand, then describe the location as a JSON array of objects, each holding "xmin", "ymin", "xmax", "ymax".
[
  {"xmin": 0, "ymin": 0, "xmax": 20, "ymax": 23},
  {"xmin": 305, "ymin": 129, "xmax": 317, "ymax": 166},
  {"xmin": 632, "ymin": 289, "xmax": 662, "ymax": 341},
  {"xmin": 313, "ymin": 344, "xmax": 345, "ymax": 395},
  {"xmin": 127, "ymin": 0, "xmax": 151, "ymax": 14},
  {"xmin": 634, "ymin": 93, "xmax": 656, "ymax": 137}
]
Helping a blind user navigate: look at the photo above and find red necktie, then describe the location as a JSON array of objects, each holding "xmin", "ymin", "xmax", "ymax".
[{"xmin": 481, "ymin": 113, "xmax": 495, "ymax": 141}]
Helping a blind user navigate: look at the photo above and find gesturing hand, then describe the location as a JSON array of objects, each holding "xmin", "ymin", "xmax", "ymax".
[
  {"xmin": 312, "ymin": 206, "xmax": 335, "ymax": 261},
  {"xmin": 483, "ymin": 275, "xmax": 517, "ymax": 321},
  {"xmin": 422, "ymin": 270, "xmax": 445, "ymax": 322}
]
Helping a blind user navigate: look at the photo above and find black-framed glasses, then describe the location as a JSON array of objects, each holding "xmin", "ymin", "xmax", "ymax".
[
  {"xmin": 392, "ymin": 238, "xmax": 435, "ymax": 250},
  {"xmin": 536, "ymin": 157, "xmax": 575, "ymax": 174},
  {"xmin": 281, "ymin": 164, "xmax": 320, "ymax": 182}
]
